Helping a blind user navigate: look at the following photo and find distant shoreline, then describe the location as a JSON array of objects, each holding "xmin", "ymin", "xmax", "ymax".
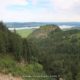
[
  {"xmin": 8, "ymin": 25, "xmax": 73, "ymax": 30},
  {"xmin": 8, "ymin": 26, "xmax": 40, "ymax": 30}
]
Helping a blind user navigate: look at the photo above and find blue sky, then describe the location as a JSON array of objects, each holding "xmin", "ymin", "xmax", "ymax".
[{"xmin": 0, "ymin": 0, "xmax": 80, "ymax": 22}]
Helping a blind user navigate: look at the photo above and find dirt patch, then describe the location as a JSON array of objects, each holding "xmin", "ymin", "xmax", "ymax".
[{"xmin": 0, "ymin": 73, "xmax": 23, "ymax": 80}]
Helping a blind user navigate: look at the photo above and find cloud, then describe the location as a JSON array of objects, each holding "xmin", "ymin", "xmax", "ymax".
[
  {"xmin": 47, "ymin": 0, "xmax": 80, "ymax": 22},
  {"xmin": 30, "ymin": 0, "xmax": 38, "ymax": 5},
  {"xmin": 50, "ymin": 0, "xmax": 80, "ymax": 14},
  {"xmin": 0, "ymin": 0, "xmax": 28, "ymax": 21},
  {"xmin": 0, "ymin": 0, "xmax": 80, "ymax": 22},
  {"xmin": 0, "ymin": 0, "xmax": 28, "ymax": 13},
  {"xmin": 1, "ymin": 0, "xmax": 28, "ymax": 6}
]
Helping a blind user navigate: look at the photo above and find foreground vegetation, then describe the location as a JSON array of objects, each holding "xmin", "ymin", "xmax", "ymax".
[
  {"xmin": 0, "ymin": 54, "xmax": 51, "ymax": 80},
  {"xmin": 0, "ymin": 22, "xmax": 51, "ymax": 80}
]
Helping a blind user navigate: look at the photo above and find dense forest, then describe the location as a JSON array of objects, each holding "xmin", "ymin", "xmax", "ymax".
[
  {"xmin": 0, "ymin": 22, "xmax": 30, "ymax": 62},
  {"xmin": 0, "ymin": 22, "xmax": 80, "ymax": 80},
  {"xmin": 0, "ymin": 22, "xmax": 51, "ymax": 80},
  {"xmin": 28, "ymin": 25, "xmax": 80, "ymax": 80}
]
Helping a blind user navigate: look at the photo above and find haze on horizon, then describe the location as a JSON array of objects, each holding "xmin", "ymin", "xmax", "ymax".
[{"xmin": 0, "ymin": 0, "xmax": 80, "ymax": 22}]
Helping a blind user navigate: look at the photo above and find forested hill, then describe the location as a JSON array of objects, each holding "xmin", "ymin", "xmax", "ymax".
[
  {"xmin": 28, "ymin": 25, "xmax": 80, "ymax": 80},
  {"xmin": 0, "ymin": 22, "xmax": 52, "ymax": 80},
  {"xmin": 1, "ymin": 22, "xmax": 80, "ymax": 80},
  {"xmin": 0, "ymin": 22, "xmax": 28, "ymax": 62},
  {"xmin": 28, "ymin": 25, "xmax": 60, "ymax": 39}
]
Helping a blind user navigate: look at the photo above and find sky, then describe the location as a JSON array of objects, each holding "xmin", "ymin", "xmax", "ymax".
[{"xmin": 0, "ymin": 0, "xmax": 80, "ymax": 22}]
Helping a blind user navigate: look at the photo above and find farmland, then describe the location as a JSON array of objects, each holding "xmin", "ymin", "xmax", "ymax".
[{"xmin": 16, "ymin": 29, "xmax": 33, "ymax": 38}]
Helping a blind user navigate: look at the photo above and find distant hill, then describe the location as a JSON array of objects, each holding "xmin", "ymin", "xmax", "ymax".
[
  {"xmin": 5, "ymin": 22, "xmax": 80, "ymax": 28},
  {"xmin": 5, "ymin": 22, "xmax": 48, "ymax": 28},
  {"xmin": 28, "ymin": 24, "xmax": 80, "ymax": 80},
  {"xmin": 28, "ymin": 25, "xmax": 60, "ymax": 39},
  {"xmin": 71, "ymin": 26, "xmax": 80, "ymax": 30}
]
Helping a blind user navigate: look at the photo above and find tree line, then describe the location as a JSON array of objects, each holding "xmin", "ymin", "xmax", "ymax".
[{"xmin": 0, "ymin": 22, "xmax": 31, "ymax": 63}]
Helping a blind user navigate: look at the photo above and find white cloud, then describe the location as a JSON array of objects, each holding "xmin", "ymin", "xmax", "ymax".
[
  {"xmin": 50, "ymin": 0, "xmax": 80, "ymax": 14},
  {"xmin": 48, "ymin": 0, "xmax": 80, "ymax": 22},
  {"xmin": 0, "ymin": 0, "xmax": 28, "ymax": 13},
  {"xmin": 31, "ymin": 0, "xmax": 38, "ymax": 5},
  {"xmin": 0, "ymin": 0, "xmax": 28, "ymax": 21},
  {"xmin": 1, "ymin": 0, "xmax": 28, "ymax": 7},
  {"xmin": 0, "ymin": 0, "xmax": 80, "ymax": 22},
  {"xmin": 50, "ymin": 0, "xmax": 80, "ymax": 9}
]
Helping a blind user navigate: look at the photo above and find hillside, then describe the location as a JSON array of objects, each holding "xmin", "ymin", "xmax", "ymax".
[
  {"xmin": 28, "ymin": 25, "xmax": 80, "ymax": 80},
  {"xmin": 0, "ymin": 22, "xmax": 52, "ymax": 80},
  {"xmin": 16, "ymin": 29, "xmax": 33, "ymax": 38},
  {"xmin": 29, "ymin": 25, "xmax": 60, "ymax": 39},
  {"xmin": 1, "ymin": 22, "xmax": 80, "ymax": 80},
  {"xmin": 71, "ymin": 27, "xmax": 80, "ymax": 30}
]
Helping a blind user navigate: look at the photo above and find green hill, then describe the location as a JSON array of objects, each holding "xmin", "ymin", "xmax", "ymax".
[
  {"xmin": 0, "ymin": 22, "xmax": 51, "ymax": 80},
  {"xmin": 28, "ymin": 25, "xmax": 80, "ymax": 80},
  {"xmin": 28, "ymin": 25, "xmax": 60, "ymax": 39},
  {"xmin": 1, "ymin": 22, "xmax": 80, "ymax": 80}
]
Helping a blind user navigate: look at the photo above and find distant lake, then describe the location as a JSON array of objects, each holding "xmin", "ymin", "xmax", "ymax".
[
  {"xmin": 8, "ymin": 26, "xmax": 40, "ymax": 30},
  {"xmin": 6, "ymin": 22, "xmax": 80, "ymax": 30}
]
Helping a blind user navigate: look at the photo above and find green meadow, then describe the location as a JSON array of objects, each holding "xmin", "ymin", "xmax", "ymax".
[{"xmin": 16, "ymin": 29, "xmax": 33, "ymax": 38}]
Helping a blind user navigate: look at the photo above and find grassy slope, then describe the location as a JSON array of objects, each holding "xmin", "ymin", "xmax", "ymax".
[
  {"xmin": 17, "ymin": 29, "xmax": 33, "ymax": 38},
  {"xmin": 0, "ymin": 54, "xmax": 50, "ymax": 80},
  {"xmin": 76, "ymin": 32, "xmax": 80, "ymax": 38},
  {"xmin": 28, "ymin": 25, "xmax": 60, "ymax": 39}
]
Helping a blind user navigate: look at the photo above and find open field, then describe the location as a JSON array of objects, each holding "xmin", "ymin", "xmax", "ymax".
[{"xmin": 16, "ymin": 29, "xmax": 33, "ymax": 38}]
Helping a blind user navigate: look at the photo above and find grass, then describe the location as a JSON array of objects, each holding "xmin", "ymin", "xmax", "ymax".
[
  {"xmin": 0, "ymin": 54, "xmax": 51, "ymax": 80},
  {"xmin": 17, "ymin": 29, "xmax": 33, "ymax": 38},
  {"xmin": 76, "ymin": 32, "xmax": 80, "ymax": 38}
]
